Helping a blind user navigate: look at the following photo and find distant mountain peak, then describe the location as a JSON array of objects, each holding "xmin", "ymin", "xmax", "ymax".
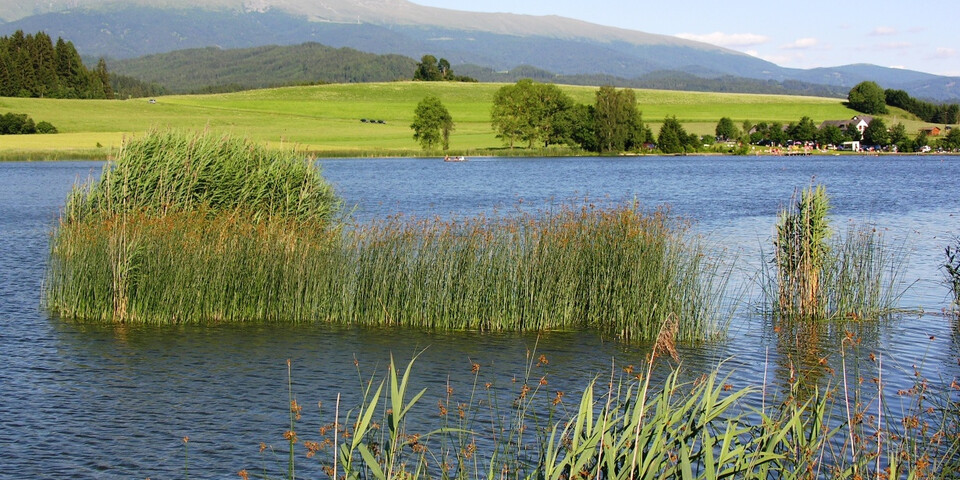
[
  {"xmin": 0, "ymin": 0, "xmax": 739, "ymax": 53},
  {"xmin": 2, "ymin": 0, "xmax": 957, "ymax": 100}
]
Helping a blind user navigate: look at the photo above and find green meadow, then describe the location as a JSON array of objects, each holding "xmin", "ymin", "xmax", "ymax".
[{"xmin": 0, "ymin": 82, "xmax": 873, "ymax": 159}]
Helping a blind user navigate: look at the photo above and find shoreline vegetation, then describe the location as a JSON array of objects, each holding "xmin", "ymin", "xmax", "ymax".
[
  {"xmin": 4, "ymin": 146, "xmax": 955, "ymax": 163},
  {"xmin": 238, "ymin": 350, "xmax": 960, "ymax": 480},
  {"xmin": 2, "ymin": 81, "xmax": 956, "ymax": 161}
]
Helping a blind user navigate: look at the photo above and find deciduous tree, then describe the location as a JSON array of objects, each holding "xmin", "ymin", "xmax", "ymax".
[
  {"xmin": 411, "ymin": 95, "xmax": 454, "ymax": 150},
  {"xmin": 817, "ymin": 125, "xmax": 845, "ymax": 147},
  {"xmin": 490, "ymin": 79, "xmax": 575, "ymax": 148},
  {"xmin": 790, "ymin": 116, "xmax": 818, "ymax": 142},
  {"xmin": 848, "ymin": 81, "xmax": 888, "ymax": 115},
  {"xmin": 715, "ymin": 117, "xmax": 738, "ymax": 141},
  {"xmin": 940, "ymin": 127, "xmax": 960, "ymax": 151},
  {"xmin": 593, "ymin": 86, "xmax": 647, "ymax": 152},
  {"xmin": 413, "ymin": 55, "xmax": 441, "ymax": 81},
  {"xmin": 862, "ymin": 117, "xmax": 888, "ymax": 146}
]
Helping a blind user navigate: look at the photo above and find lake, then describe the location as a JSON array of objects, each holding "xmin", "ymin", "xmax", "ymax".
[{"xmin": 0, "ymin": 155, "xmax": 958, "ymax": 479}]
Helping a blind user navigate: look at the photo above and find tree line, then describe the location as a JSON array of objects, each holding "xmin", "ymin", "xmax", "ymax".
[
  {"xmin": 740, "ymin": 115, "xmax": 960, "ymax": 153},
  {"xmin": 411, "ymin": 79, "xmax": 960, "ymax": 154},
  {"xmin": 412, "ymin": 79, "xmax": 713, "ymax": 154},
  {"xmin": 487, "ymin": 80, "xmax": 656, "ymax": 153},
  {"xmin": 847, "ymin": 80, "xmax": 959, "ymax": 124},
  {"xmin": 413, "ymin": 55, "xmax": 476, "ymax": 82},
  {"xmin": 0, "ymin": 30, "xmax": 113, "ymax": 99}
]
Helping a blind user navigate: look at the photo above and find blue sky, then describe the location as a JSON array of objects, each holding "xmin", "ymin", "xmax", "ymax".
[{"xmin": 411, "ymin": 0, "xmax": 959, "ymax": 77}]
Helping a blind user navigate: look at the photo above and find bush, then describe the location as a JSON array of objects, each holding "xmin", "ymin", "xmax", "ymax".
[
  {"xmin": 0, "ymin": 112, "xmax": 55, "ymax": 135},
  {"xmin": 36, "ymin": 121, "xmax": 58, "ymax": 134}
]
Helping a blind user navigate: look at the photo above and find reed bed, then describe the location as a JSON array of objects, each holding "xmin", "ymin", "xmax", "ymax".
[
  {"xmin": 765, "ymin": 185, "xmax": 908, "ymax": 320},
  {"xmin": 339, "ymin": 205, "xmax": 726, "ymax": 342},
  {"xmin": 45, "ymin": 129, "xmax": 727, "ymax": 342},
  {"xmin": 245, "ymin": 349, "xmax": 960, "ymax": 480},
  {"xmin": 46, "ymin": 203, "xmax": 727, "ymax": 342},
  {"xmin": 773, "ymin": 185, "xmax": 832, "ymax": 319}
]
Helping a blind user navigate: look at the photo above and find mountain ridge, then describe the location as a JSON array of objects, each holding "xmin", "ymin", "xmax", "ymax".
[{"xmin": 2, "ymin": 1, "xmax": 958, "ymax": 101}]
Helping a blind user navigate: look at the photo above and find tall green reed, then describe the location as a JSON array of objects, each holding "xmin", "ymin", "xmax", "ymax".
[
  {"xmin": 247, "ymin": 347, "xmax": 959, "ymax": 480},
  {"xmin": 62, "ymin": 129, "xmax": 342, "ymax": 225},
  {"xmin": 945, "ymin": 237, "xmax": 960, "ymax": 307},
  {"xmin": 48, "ymin": 180, "xmax": 729, "ymax": 342},
  {"xmin": 774, "ymin": 184, "xmax": 831, "ymax": 319},
  {"xmin": 765, "ymin": 185, "xmax": 908, "ymax": 320},
  {"xmin": 339, "ymin": 204, "xmax": 728, "ymax": 342}
]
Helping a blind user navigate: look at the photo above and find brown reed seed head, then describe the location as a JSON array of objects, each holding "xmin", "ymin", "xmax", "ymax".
[{"xmin": 654, "ymin": 313, "xmax": 680, "ymax": 362}]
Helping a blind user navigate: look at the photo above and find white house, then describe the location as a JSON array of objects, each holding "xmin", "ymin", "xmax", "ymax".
[{"xmin": 819, "ymin": 115, "xmax": 873, "ymax": 135}]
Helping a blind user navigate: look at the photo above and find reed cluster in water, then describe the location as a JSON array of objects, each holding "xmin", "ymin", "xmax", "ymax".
[
  {"xmin": 61, "ymin": 128, "xmax": 342, "ymax": 224},
  {"xmin": 767, "ymin": 185, "xmax": 907, "ymax": 320},
  {"xmin": 45, "ymin": 203, "xmax": 726, "ymax": 342},
  {"xmin": 45, "ymin": 130, "xmax": 727, "ymax": 342},
  {"xmin": 339, "ymin": 205, "xmax": 726, "ymax": 342}
]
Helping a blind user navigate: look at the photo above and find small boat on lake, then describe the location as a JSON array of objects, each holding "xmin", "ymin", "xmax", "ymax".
[{"xmin": 444, "ymin": 155, "xmax": 467, "ymax": 162}]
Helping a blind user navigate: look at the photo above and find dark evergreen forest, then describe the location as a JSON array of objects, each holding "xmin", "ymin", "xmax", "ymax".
[{"xmin": 0, "ymin": 30, "xmax": 113, "ymax": 99}]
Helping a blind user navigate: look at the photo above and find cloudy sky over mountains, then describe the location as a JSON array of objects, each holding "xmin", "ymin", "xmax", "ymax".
[{"xmin": 414, "ymin": 0, "xmax": 959, "ymax": 76}]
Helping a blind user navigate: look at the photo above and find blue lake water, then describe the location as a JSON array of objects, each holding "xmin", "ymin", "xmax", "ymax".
[{"xmin": 0, "ymin": 156, "xmax": 958, "ymax": 479}]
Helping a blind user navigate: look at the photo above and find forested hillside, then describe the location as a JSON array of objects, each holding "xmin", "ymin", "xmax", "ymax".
[
  {"xmin": 110, "ymin": 43, "xmax": 418, "ymax": 93},
  {"xmin": 0, "ymin": 30, "xmax": 112, "ymax": 99},
  {"xmin": 457, "ymin": 65, "xmax": 849, "ymax": 98}
]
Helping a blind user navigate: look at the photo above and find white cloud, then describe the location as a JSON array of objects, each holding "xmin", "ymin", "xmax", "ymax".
[
  {"xmin": 932, "ymin": 47, "xmax": 957, "ymax": 59},
  {"xmin": 857, "ymin": 42, "xmax": 913, "ymax": 52},
  {"xmin": 782, "ymin": 37, "xmax": 818, "ymax": 50},
  {"xmin": 870, "ymin": 26, "xmax": 897, "ymax": 36},
  {"xmin": 674, "ymin": 32, "xmax": 769, "ymax": 47},
  {"xmin": 877, "ymin": 42, "xmax": 913, "ymax": 50}
]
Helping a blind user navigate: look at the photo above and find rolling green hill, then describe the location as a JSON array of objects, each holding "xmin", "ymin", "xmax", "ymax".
[
  {"xmin": 109, "ymin": 42, "xmax": 847, "ymax": 98},
  {"xmin": 0, "ymin": 81, "xmax": 868, "ymax": 159},
  {"xmin": 111, "ymin": 43, "xmax": 417, "ymax": 94}
]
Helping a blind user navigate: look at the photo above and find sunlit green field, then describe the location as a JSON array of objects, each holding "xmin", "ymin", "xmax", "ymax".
[{"xmin": 0, "ymin": 82, "xmax": 867, "ymax": 158}]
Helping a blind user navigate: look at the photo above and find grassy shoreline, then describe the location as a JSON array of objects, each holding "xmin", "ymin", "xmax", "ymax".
[
  {"xmin": 5, "ymin": 147, "xmax": 955, "ymax": 162},
  {"xmin": 0, "ymin": 82, "xmax": 887, "ymax": 160}
]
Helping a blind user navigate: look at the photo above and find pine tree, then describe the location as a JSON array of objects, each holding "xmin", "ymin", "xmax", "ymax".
[
  {"xmin": 14, "ymin": 47, "xmax": 38, "ymax": 96},
  {"xmin": 0, "ymin": 30, "xmax": 113, "ymax": 99},
  {"xmin": 55, "ymin": 38, "xmax": 84, "ymax": 97},
  {"xmin": 96, "ymin": 58, "xmax": 113, "ymax": 99},
  {"xmin": 30, "ymin": 31, "xmax": 59, "ymax": 97},
  {"xmin": 0, "ymin": 49, "xmax": 15, "ymax": 97}
]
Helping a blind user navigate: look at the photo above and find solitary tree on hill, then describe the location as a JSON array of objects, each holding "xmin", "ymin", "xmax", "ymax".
[
  {"xmin": 848, "ymin": 81, "xmax": 888, "ymax": 115},
  {"xmin": 411, "ymin": 95, "xmax": 454, "ymax": 151}
]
